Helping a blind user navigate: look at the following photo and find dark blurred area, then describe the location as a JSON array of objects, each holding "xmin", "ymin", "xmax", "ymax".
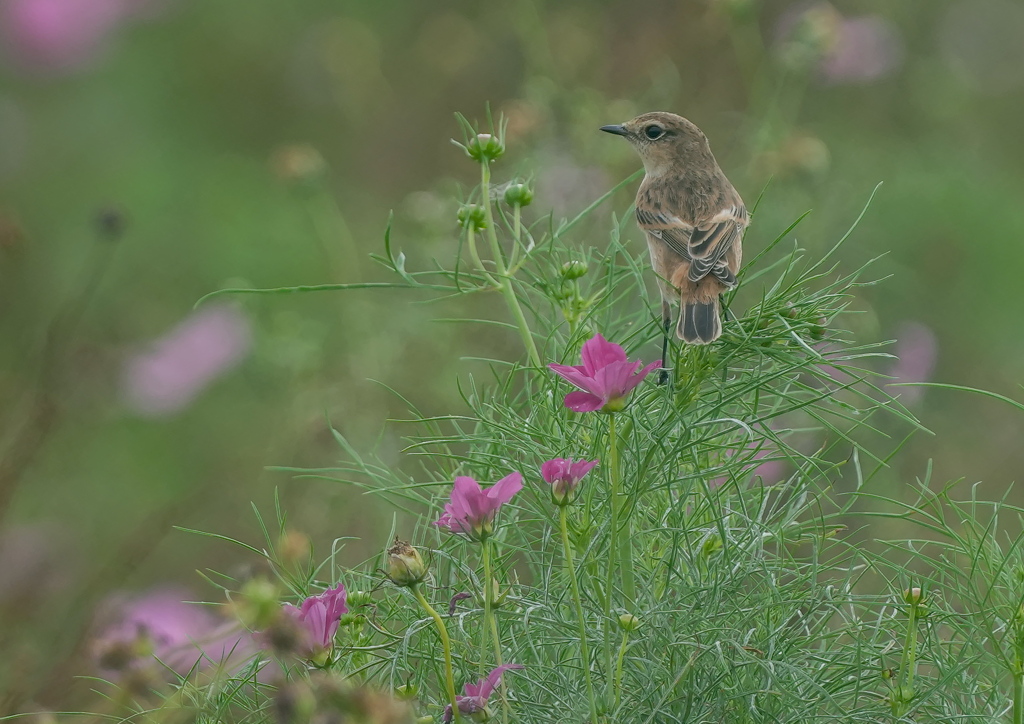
[{"xmin": 2, "ymin": 0, "xmax": 1023, "ymax": 712}]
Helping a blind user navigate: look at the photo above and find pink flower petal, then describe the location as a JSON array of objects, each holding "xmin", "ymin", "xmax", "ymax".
[
  {"xmin": 564, "ymin": 391, "xmax": 604, "ymax": 412},
  {"xmin": 486, "ymin": 472, "xmax": 523, "ymax": 506},
  {"xmin": 580, "ymin": 334, "xmax": 627, "ymax": 375}
]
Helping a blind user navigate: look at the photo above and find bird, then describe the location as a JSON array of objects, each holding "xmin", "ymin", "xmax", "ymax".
[{"xmin": 600, "ymin": 112, "xmax": 748, "ymax": 361}]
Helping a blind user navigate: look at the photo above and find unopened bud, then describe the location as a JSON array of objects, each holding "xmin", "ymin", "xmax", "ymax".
[
  {"xmin": 617, "ymin": 612, "xmax": 641, "ymax": 632},
  {"xmin": 395, "ymin": 683, "xmax": 419, "ymax": 701},
  {"xmin": 277, "ymin": 529, "xmax": 312, "ymax": 569},
  {"xmin": 702, "ymin": 534, "xmax": 724, "ymax": 557},
  {"xmin": 236, "ymin": 577, "xmax": 281, "ymax": 629},
  {"xmin": 465, "ymin": 133, "xmax": 505, "ymax": 164},
  {"xmin": 881, "ymin": 667, "xmax": 895, "ymax": 680},
  {"xmin": 271, "ymin": 144, "xmax": 326, "ymax": 186},
  {"xmin": 503, "ymin": 183, "xmax": 533, "ymax": 207},
  {"xmin": 904, "ymin": 587, "xmax": 924, "ymax": 605},
  {"xmin": 387, "ymin": 539, "xmax": 428, "ymax": 587},
  {"xmin": 347, "ymin": 590, "xmax": 373, "ymax": 608},
  {"xmin": 457, "ymin": 204, "xmax": 488, "ymax": 231},
  {"xmin": 561, "ymin": 260, "xmax": 588, "ymax": 280}
]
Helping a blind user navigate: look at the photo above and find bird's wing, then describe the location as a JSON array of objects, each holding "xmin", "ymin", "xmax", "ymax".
[
  {"xmin": 686, "ymin": 206, "xmax": 748, "ymax": 287},
  {"xmin": 635, "ymin": 207, "xmax": 693, "ymax": 261}
]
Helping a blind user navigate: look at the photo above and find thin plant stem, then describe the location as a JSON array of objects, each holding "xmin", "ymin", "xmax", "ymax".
[
  {"xmin": 614, "ymin": 630, "xmax": 629, "ymax": 709},
  {"xmin": 1015, "ymin": 668, "xmax": 1023, "ymax": 724},
  {"xmin": 604, "ymin": 412, "xmax": 621, "ymax": 703},
  {"xmin": 467, "ymin": 225, "xmax": 497, "ymax": 287},
  {"xmin": 480, "ymin": 162, "xmax": 541, "ymax": 368},
  {"xmin": 559, "ymin": 505, "xmax": 600, "ymax": 724},
  {"xmin": 481, "ymin": 539, "xmax": 509, "ymax": 724},
  {"xmin": 412, "ymin": 585, "xmax": 460, "ymax": 722},
  {"xmin": 508, "ymin": 204, "xmax": 522, "ymax": 269}
]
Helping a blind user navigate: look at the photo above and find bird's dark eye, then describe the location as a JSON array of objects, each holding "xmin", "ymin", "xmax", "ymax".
[{"xmin": 644, "ymin": 125, "xmax": 664, "ymax": 140}]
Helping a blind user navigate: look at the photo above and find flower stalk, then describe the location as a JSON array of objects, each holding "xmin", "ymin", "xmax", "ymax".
[
  {"xmin": 411, "ymin": 584, "xmax": 460, "ymax": 721},
  {"xmin": 480, "ymin": 162, "xmax": 541, "ymax": 368},
  {"xmin": 559, "ymin": 505, "xmax": 600, "ymax": 724}
]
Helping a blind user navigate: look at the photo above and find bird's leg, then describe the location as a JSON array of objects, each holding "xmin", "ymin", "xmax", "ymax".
[{"xmin": 659, "ymin": 298, "xmax": 672, "ymax": 386}]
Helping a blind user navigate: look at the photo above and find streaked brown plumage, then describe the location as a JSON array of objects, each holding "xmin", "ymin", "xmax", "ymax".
[{"xmin": 601, "ymin": 112, "xmax": 748, "ymax": 350}]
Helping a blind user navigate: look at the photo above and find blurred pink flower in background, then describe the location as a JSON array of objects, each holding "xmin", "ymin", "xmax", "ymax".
[
  {"xmin": 711, "ymin": 440, "xmax": 786, "ymax": 489},
  {"xmin": 92, "ymin": 587, "xmax": 258, "ymax": 676},
  {"xmin": 1, "ymin": 0, "xmax": 125, "ymax": 73},
  {"xmin": 775, "ymin": 4, "xmax": 903, "ymax": 85},
  {"xmin": 1, "ymin": 0, "xmax": 174, "ymax": 74},
  {"xmin": 886, "ymin": 321, "xmax": 938, "ymax": 405},
  {"xmin": 821, "ymin": 15, "xmax": 904, "ymax": 84},
  {"xmin": 121, "ymin": 304, "xmax": 252, "ymax": 417}
]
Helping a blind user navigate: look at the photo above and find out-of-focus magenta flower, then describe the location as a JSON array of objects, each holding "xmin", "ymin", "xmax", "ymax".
[
  {"xmin": 1, "ymin": 0, "xmax": 125, "ymax": 73},
  {"xmin": 711, "ymin": 442, "xmax": 785, "ymax": 490},
  {"xmin": 122, "ymin": 303, "xmax": 252, "ymax": 417},
  {"xmin": 281, "ymin": 583, "xmax": 348, "ymax": 657},
  {"xmin": 886, "ymin": 321, "xmax": 937, "ymax": 405},
  {"xmin": 92, "ymin": 587, "xmax": 258, "ymax": 676},
  {"xmin": 443, "ymin": 664, "xmax": 525, "ymax": 724},
  {"xmin": 434, "ymin": 473, "xmax": 523, "ymax": 539},
  {"xmin": 540, "ymin": 458, "xmax": 598, "ymax": 504},
  {"xmin": 549, "ymin": 334, "xmax": 660, "ymax": 413},
  {"xmin": 821, "ymin": 15, "xmax": 904, "ymax": 84}
]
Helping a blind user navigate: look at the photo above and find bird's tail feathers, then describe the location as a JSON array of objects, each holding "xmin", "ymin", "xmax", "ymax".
[{"xmin": 678, "ymin": 297, "xmax": 722, "ymax": 345}]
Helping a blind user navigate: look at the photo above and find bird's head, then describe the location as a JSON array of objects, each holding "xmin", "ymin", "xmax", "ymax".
[{"xmin": 600, "ymin": 112, "xmax": 713, "ymax": 177}]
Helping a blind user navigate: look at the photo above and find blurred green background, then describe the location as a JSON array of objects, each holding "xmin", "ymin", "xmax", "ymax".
[{"xmin": 2, "ymin": 0, "xmax": 1024, "ymax": 712}]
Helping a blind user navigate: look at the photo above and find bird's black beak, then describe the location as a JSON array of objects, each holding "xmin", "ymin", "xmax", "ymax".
[{"xmin": 600, "ymin": 124, "xmax": 629, "ymax": 137}]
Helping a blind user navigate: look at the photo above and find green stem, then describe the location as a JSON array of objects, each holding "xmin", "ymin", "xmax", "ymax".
[
  {"xmin": 508, "ymin": 204, "xmax": 522, "ymax": 270},
  {"xmin": 467, "ymin": 226, "xmax": 498, "ymax": 287},
  {"xmin": 614, "ymin": 630, "xmax": 629, "ymax": 709},
  {"xmin": 480, "ymin": 162, "xmax": 541, "ymax": 368},
  {"xmin": 604, "ymin": 413, "xmax": 620, "ymax": 703},
  {"xmin": 412, "ymin": 585, "xmax": 460, "ymax": 722},
  {"xmin": 481, "ymin": 539, "xmax": 509, "ymax": 724},
  {"xmin": 1014, "ymin": 666, "xmax": 1023, "ymax": 724},
  {"xmin": 559, "ymin": 505, "xmax": 600, "ymax": 724}
]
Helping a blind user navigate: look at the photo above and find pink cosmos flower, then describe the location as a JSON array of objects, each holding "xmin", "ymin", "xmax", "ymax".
[
  {"xmin": 434, "ymin": 473, "xmax": 523, "ymax": 539},
  {"xmin": 443, "ymin": 664, "xmax": 525, "ymax": 723},
  {"xmin": 1, "ymin": 0, "xmax": 124, "ymax": 73},
  {"xmin": 121, "ymin": 303, "xmax": 252, "ymax": 417},
  {"xmin": 886, "ymin": 321, "xmax": 937, "ymax": 405},
  {"xmin": 549, "ymin": 334, "xmax": 660, "ymax": 413},
  {"xmin": 92, "ymin": 587, "xmax": 258, "ymax": 676},
  {"xmin": 540, "ymin": 457, "xmax": 598, "ymax": 504},
  {"xmin": 281, "ymin": 583, "xmax": 348, "ymax": 656}
]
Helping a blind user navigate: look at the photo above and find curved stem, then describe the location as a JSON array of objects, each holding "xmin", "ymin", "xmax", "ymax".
[
  {"xmin": 412, "ymin": 585, "xmax": 460, "ymax": 721},
  {"xmin": 467, "ymin": 226, "xmax": 497, "ymax": 287},
  {"xmin": 480, "ymin": 162, "xmax": 541, "ymax": 368},
  {"xmin": 560, "ymin": 505, "xmax": 600, "ymax": 724}
]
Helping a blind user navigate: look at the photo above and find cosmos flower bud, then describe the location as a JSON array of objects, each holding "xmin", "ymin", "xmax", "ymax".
[
  {"xmin": 271, "ymin": 143, "xmax": 327, "ymax": 187},
  {"xmin": 347, "ymin": 590, "xmax": 373, "ymax": 608},
  {"xmin": 465, "ymin": 133, "xmax": 505, "ymax": 164},
  {"xmin": 387, "ymin": 539, "xmax": 428, "ymax": 587},
  {"xmin": 903, "ymin": 587, "xmax": 924, "ymax": 605},
  {"xmin": 561, "ymin": 260, "xmax": 589, "ymax": 280},
  {"xmin": 617, "ymin": 612, "xmax": 642, "ymax": 632},
  {"xmin": 395, "ymin": 682, "xmax": 419, "ymax": 701},
  {"xmin": 541, "ymin": 458, "xmax": 598, "ymax": 505},
  {"xmin": 503, "ymin": 183, "xmax": 534, "ymax": 207},
  {"xmin": 457, "ymin": 204, "xmax": 488, "ymax": 231},
  {"xmin": 236, "ymin": 577, "xmax": 281, "ymax": 629}
]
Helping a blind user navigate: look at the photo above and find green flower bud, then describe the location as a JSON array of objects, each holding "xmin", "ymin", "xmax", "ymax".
[
  {"xmin": 338, "ymin": 612, "xmax": 361, "ymax": 627},
  {"xmin": 503, "ymin": 183, "xmax": 534, "ymax": 207},
  {"xmin": 903, "ymin": 587, "xmax": 925, "ymax": 605},
  {"xmin": 395, "ymin": 683, "xmax": 419, "ymax": 701},
  {"xmin": 560, "ymin": 260, "xmax": 588, "ymax": 280},
  {"xmin": 465, "ymin": 133, "xmax": 505, "ymax": 164},
  {"xmin": 236, "ymin": 577, "xmax": 281, "ymax": 629},
  {"xmin": 617, "ymin": 612, "xmax": 642, "ymax": 632},
  {"xmin": 347, "ymin": 590, "xmax": 373, "ymax": 608},
  {"xmin": 702, "ymin": 534, "xmax": 724, "ymax": 557},
  {"xmin": 387, "ymin": 539, "xmax": 428, "ymax": 587},
  {"xmin": 457, "ymin": 204, "xmax": 488, "ymax": 231},
  {"xmin": 881, "ymin": 667, "xmax": 895, "ymax": 680}
]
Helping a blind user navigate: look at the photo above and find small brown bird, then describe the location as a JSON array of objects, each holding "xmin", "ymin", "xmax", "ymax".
[{"xmin": 601, "ymin": 112, "xmax": 748, "ymax": 353}]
